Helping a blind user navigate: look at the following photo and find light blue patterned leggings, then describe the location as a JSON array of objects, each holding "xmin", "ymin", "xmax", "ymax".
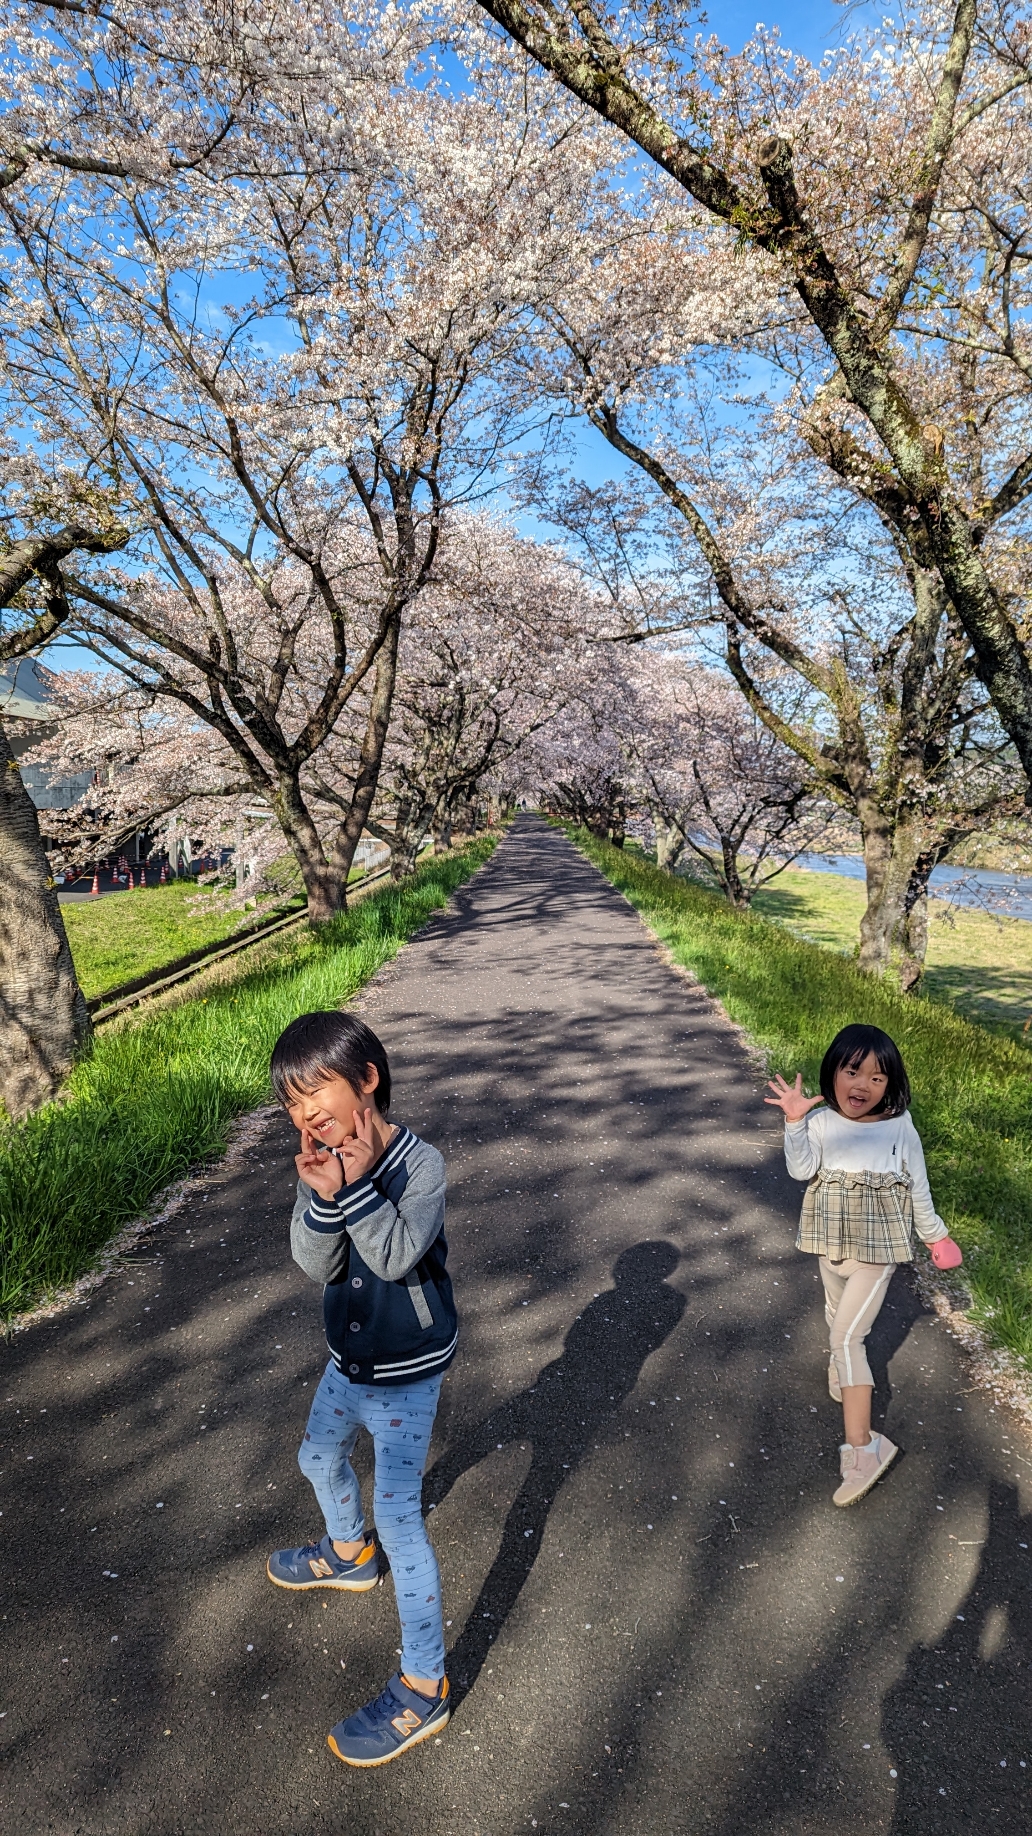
[{"xmin": 298, "ymin": 1360, "xmax": 445, "ymax": 1679}]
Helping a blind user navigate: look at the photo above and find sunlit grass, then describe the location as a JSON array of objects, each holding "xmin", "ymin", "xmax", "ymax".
[
  {"xmin": 574, "ymin": 830, "xmax": 1032, "ymax": 1371},
  {"xmin": 753, "ymin": 865, "xmax": 1032, "ymax": 1040},
  {"xmin": 1, "ymin": 837, "xmax": 496, "ymax": 1318},
  {"xmin": 62, "ymin": 880, "xmax": 252, "ymax": 999}
]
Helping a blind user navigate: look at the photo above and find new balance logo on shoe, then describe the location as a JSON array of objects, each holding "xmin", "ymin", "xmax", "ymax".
[
  {"xmin": 391, "ymin": 1709, "xmax": 423, "ymax": 1736},
  {"xmin": 309, "ymin": 1556, "xmax": 336, "ymax": 1577}
]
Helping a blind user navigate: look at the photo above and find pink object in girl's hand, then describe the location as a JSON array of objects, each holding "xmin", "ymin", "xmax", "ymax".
[{"xmin": 931, "ymin": 1237, "xmax": 963, "ymax": 1269}]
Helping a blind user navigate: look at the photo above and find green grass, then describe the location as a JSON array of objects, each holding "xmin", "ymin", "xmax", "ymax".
[
  {"xmin": 62, "ymin": 882, "xmax": 270, "ymax": 1000},
  {"xmin": 61, "ymin": 865, "xmax": 397, "ymax": 1001},
  {"xmin": 753, "ymin": 865, "xmax": 1032, "ymax": 1040},
  {"xmin": 1, "ymin": 836, "xmax": 496, "ymax": 1319},
  {"xmin": 570, "ymin": 828, "xmax": 1032, "ymax": 1371}
]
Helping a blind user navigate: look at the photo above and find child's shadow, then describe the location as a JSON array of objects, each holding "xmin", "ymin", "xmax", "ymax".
[
  {"xmin": 866, "ymin": 1266, "xmax": 930, "ymax": 1429},
  {"xmin": 426, "ymin": 1239, "xmax": 685, "ymax": 1702}
]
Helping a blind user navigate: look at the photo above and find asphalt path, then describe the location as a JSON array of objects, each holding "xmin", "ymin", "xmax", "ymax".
[{"xmin": 2, "ymin": 816, "xmax": 1031, "ymax": 1836}]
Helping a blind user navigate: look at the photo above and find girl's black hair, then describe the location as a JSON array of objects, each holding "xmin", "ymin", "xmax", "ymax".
[
  {"xmin": 270, "ymin": 1010, "xmax": 391, "ymax": 1113},
  {"xmin": 819, "ymin": 1023, "xmax": 910, "ymax": 1118}
]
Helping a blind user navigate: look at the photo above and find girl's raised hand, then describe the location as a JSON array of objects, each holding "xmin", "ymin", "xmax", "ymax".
[
  {"xmin": 764, "ymin": 1072, "xmax": 825, "ymax": 1123},
  {"xmin": 295, "ymin": 1126, "xmax": 344, "ymax": 1200}
]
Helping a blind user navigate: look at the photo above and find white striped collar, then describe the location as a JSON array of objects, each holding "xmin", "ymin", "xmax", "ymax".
[{"xmin": 372, "ymin": 1124, "xmax": 416, "ymax": 1180}]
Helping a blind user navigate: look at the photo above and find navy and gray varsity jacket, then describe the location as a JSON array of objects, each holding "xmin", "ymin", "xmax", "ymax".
[{"xmin": 290, "ymin": 1125, "xmax": 458, "ymax": 1386}]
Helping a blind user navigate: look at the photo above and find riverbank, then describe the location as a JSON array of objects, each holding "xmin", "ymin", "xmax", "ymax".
[{"xmin": 753, "ymin": 865, "xmax": 1032, "ymax": 1040}]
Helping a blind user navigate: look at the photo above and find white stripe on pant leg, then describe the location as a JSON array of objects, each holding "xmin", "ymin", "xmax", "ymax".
[{"xmin": 839, "ymin": 1266, "xmax": 894, "ymax": 1387}]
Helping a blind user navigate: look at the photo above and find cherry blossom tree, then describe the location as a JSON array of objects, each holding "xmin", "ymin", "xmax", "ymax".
[
  {"xmin": 529, "ymin": 642, "xmax": 633, "ymax": 843},
  {"xmin": 28, "ymin": 514, "xmax": 603, "ymax": 898},
  {"xmin": 364, "ymin": 519, "xmax": 595, "ymax": 873},
  {"xmin": 0, "ymin": 0, "xmax": 304, "ymax": 1110},
  {"xmin": 1, "ymin": 0, "xmax": 590, "ymax": 920},
  {"xmin": 20, "ymin": 667, "xmax": 254, "ymax": 864},
  {"xmin": 466, "ymin": 0, "xmax": 1032, "ymax": 799},
  {"xmin": 495, "ymin": 37, "xmax": 1028, "ymax": 984},
  {"xmin": 540, "ymin": 426, "xmax": 1024, "ymax": 986},
  {"xmin": 623, "ymin": 657, "xmax": 842, "ymax": 910}
]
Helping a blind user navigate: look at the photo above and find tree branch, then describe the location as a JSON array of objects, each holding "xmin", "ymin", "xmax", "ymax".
[
  {"xmin": 872, "ymin": 0, "xmax": 977, "ymax": 341},
  {"xmin": 0, "ymin": 520, "xmax": 128, "ymax": 661}
]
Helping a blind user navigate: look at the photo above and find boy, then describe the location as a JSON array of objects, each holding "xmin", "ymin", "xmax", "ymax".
[{"xmin": 267, "ymin": 1009, "xmax": 457, "ymax": 1766}]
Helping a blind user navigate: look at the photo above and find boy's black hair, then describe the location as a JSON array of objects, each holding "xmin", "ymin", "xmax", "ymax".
[
  {"xmin": 270, "ymin": 1010, "xmax": 391, "ymax": 1113},
  {"xmin": 819, "ymin": 1023, "xmax": 910, "ymax": 1118}
]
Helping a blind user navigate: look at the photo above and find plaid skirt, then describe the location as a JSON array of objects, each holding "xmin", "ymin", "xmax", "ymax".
[{"xmin": 797, "ymin": 1166, "xmax": 915, "ymax": 1264}]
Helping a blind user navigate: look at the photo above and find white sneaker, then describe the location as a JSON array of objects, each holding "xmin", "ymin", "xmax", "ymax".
[
  {"xmin": 833, "ymin": 1433, "xmax": 898, "ymax": 1506},
  {"xmin": 828, "ymin": 1360, "xmax": 842, "ymax": 1403}
]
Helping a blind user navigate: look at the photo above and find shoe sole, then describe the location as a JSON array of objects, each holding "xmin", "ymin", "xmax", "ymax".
[
  {"xmin": 327, "ymin": 1704, "xmax": 451, "ymax": 1767},
  {"xmin": 266, "ymin": 1560, "xmax": 379, "ymax": 1592},
  {"xmin": 833, "ymin": 1443, "xmax": 898, "ymax": 1507}
]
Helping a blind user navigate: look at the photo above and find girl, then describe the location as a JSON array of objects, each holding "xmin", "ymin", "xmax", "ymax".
[{"xmin": 765, "ymin": 1023, "xmax": 962, "ymax": 1507}]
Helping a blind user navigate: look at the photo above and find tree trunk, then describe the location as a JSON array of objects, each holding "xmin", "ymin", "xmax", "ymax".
[
  {"xmin": 330, "ymin": 618, "xmax": 402, "ymax": 905},
  {"xmin": 391, "ymin": 831, "xmax": 426, "ymax": 880},
  {"xmin": 898, "ymin": 880, "xmax": 930, "ymax": 994},
  {"xmin": 272, "ymin": 775, "xmax": 339, "ymax": 924},
  {"xmin": 857, "ymin": 811, "xmax": 922, "ymax": 977},
  {"xmin": 0, "ymin": 719, "xmax": 92, "ymax": 1117},
  {"xmin": 608, "ymin": 793, "xmax": 626, "ymax": 848},
  {"xmin": 653, "ymin": 815, "xmax": 685, "ymax": 872},
  {"xmin": 719, "ymin": 838, "xmax": 752, "ymax": 910}
]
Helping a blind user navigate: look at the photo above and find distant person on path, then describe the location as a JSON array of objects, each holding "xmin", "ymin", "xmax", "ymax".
[
  {"xmin": 765, "ymin": 1023, "xmax": 963, "ymax": 1507},
  {"xmin": 266, "ymin": 1011, "xmax": 457, "ymax": 1767}
]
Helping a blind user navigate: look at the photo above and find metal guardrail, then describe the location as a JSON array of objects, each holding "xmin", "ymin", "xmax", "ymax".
[{"xmin": 90, "ymin": 866, "xmax": 393, "ymax": 1026}]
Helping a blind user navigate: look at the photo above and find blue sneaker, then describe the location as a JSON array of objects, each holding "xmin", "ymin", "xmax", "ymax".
[
  {"xmin": 327, "ymin": 1673, "xmax": 451, "ymax": 1767},
  {"xmin": 266, "ymin": 1533, "xmax": 378, "ymax": 1591}
]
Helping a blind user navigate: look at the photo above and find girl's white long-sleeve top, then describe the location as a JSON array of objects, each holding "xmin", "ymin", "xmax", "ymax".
[{"xmin": 783, "ymin": 1107, "xmax": 947, "ymax": 1243}]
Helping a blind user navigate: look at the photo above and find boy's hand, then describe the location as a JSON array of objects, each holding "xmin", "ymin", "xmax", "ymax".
[
  {"xmin": 764, "ymin": 1072, "xmax": 825, "ymax": 1123},
  {"xmin": 296, "ymin": 1128, "xmax": 345, "ymax": 1201},
  {"xmin": 339, "ymin": 1107, "xmax": 379, "ymax": 1186}
]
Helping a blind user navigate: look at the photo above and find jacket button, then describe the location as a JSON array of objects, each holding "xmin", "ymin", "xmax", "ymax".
[
  {"xmin": 351, "ymin": 1277, "xmax": 363, "ymax": 1288},
  {"xmin": 349, "ymin": 1363, "xmax": 359, "ymax": 1374},
  {"xmin": 349, "ymin": 1321, "xmax": 361, "ymax": 1332}
]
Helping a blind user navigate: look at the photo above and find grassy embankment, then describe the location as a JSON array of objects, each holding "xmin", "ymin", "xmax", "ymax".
[
  {"xmin": 63, "ymin": 881, "xmax": 264, "ymax": 1000},
  {"xmin": 2, "ymin": 836, "xmax": 496, "ymax": 1319},
  {"xmin": 63, "ymin": 866, "xmax": 371, "ymax": 1002},
  {"xmin": 572, "ymin": 829, "xmax": 1032, "ymax": 1370}
]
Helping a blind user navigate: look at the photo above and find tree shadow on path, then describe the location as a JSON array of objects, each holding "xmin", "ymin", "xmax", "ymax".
[
  {"xmin": 882, "ymin": 1478, "xmax": 1032, "ymax": 1832},
  {"xmin": 867, "ymin": 1266, "xmax": 928, "ymax": 1430},
  {"xmin": 425, "ymin": 1240, "xmax": 685, "ymax": 1704}
]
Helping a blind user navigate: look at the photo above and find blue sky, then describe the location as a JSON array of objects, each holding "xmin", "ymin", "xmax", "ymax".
[{"xmin": 711, "ymin": 0, "xmax": 881, "ymax": 60}]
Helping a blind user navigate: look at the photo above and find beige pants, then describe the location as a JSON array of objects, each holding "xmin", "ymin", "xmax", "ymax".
[{"xmin": 819, "ymin": 1256, "xmax": 896, "ymax": 1390}]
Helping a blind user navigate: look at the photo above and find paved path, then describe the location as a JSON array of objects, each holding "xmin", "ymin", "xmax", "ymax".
[{"xmin": 2, "ymin": 818, "xmax": 1031, "ymax": 1835}]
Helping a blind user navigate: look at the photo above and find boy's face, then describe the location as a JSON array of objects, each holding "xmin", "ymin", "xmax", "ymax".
[{"xmin": 284, "ymin": 1070, "xmax": 378, "ymax": 1148}]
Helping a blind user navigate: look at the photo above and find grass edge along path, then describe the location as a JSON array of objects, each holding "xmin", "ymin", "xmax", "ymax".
[
  {"xmin": 0, "ymin": 836, "xmax": 497, "ymax": 1321},
  {"xmin": 567, "ymin": 826, "xmax": 1032, "ymax": 1373}
]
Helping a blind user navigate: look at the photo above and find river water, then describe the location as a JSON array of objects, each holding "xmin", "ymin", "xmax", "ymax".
[{"xmin": 794, "ymin": 852, "xmax": 1032, "ymax": 921}]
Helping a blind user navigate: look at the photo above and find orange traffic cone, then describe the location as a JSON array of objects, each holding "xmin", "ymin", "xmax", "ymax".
[
  {"xmin": 160, "ymin": 862, "xmax": 167, "ymax": 884},
  {"xmin": 128, "ymin": 871, "xmax": 135, "ymax": 890},
  {"xmin": 91, "ymin": 870, "xmax": 100, "ymax": 896},
  {"xmin": 140, "ymin": 866, "xmax": 147, "ymax": 887}
]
